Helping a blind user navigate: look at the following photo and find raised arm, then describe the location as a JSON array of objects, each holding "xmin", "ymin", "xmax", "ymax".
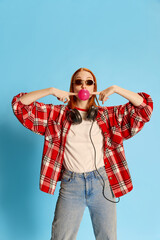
[
  {"xmin": 12, "ymin": 87, "xmax": 77, "ymax": 135},
  {"xmin": 19, "ymin": 87, "xmax": 53, "ymax": 105},
  {"xmin": 92, "ymin": 85, "xmax": 143, "ymax": 106},
  {"xmin": 19, "ymin": 87, "xmax": 77, "ymax": 105},
  {"xmin": 92, "ymin": 85, "xmax": 153, "ymax": 140}
]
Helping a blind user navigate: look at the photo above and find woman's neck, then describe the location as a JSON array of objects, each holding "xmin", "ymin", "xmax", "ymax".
[{"xmin": 75, "ymin": 99, "xmax": 89, "ymax": 110}]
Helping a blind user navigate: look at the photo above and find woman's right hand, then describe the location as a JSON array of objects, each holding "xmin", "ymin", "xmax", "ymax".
[{"xmin": 50, "ymin": 87, "xmax": 77, "ymax": 103}]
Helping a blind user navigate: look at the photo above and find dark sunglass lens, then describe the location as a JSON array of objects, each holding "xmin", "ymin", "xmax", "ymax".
[
  {"xmin": 75, "ymin": 80, "xmax": 82, "ymax": 85},
  {"xmin": 86, "ymin": 80, "xmax": 94, "ymax": 85}
]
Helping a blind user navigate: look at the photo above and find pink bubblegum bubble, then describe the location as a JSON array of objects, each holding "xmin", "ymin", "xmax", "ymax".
[{"xmin": 78, "ymin": 89, "xmax": 90, "ymax": 101}]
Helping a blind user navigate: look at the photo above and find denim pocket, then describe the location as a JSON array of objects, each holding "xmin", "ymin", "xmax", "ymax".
[
  {"xmin": 96, "ymin": 170, "xmax": 109, "ymax": 187},
  {"xmin": 61, "ymin": 172, "xmax": 73, "ymax": 183}
]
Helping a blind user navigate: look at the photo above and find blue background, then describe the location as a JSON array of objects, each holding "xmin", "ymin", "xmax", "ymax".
[{"xmin": 0, "ymin": 0, "xmax": 159, "ymax": 239}]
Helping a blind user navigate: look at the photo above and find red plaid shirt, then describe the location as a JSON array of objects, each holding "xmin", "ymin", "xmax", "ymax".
[{"xmin": 11, "ymin": 92, "xmax": 153, "ymax": 198}]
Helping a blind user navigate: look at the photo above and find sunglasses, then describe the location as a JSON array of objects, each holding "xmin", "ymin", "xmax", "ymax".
[{"xmin": 72, "ymin": 79, "xmax": 95, "ymax": 86}]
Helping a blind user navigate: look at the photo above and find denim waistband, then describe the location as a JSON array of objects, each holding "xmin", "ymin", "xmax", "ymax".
[{"xmin": 63, "ymin": 166, "xmax": 106, "ymax": 178}]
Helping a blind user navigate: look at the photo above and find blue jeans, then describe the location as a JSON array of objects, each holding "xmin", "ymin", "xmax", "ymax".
[{"xmin": 50, "ymin": 166, "xmax": 117, "ymax": 240}]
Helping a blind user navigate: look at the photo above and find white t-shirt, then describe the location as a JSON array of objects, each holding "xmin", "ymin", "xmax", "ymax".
[{"xmin": 63, "ymin": 108, "xmax": 105, "ymax": 173}]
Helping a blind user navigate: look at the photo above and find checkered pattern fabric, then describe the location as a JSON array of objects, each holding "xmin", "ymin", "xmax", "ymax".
[{"xmin": 11, "ymin": 92, "xmax": 153, "ymax": 198}]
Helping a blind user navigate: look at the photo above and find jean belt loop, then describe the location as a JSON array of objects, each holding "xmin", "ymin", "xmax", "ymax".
[
  {"xmin": 93, "ymin": 169, "xmax": 98, "ymax": 178},
  {"xmin": 71, "ymin": 172, "xmax": 74, "ymax": 179}
]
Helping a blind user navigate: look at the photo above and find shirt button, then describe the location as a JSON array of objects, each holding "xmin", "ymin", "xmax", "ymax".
[
  {"xmin": 109, "ymin": 177, "xmax": 112, "ymax": 180},
  {"xmin": 105, "ymin": 162, "xmax": 107, "ymax": 165}
]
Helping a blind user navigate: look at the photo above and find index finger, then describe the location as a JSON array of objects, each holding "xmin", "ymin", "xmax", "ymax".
[
  {"xmin": 92, "ymin": 92, "xmax": 100, "ymax": 95},
  {"xmin": 68, "ymin": 92, "xmax": 78, "ymax": 96}
]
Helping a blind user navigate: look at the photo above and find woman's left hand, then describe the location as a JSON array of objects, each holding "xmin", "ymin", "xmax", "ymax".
[{"xmin": 92, "ymin": 85, "xmax": 116, "ymax": 104}]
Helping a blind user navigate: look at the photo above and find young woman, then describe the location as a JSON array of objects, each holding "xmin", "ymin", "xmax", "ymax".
[{"xmin": 12, "ymin": 68, "xmax": 153, "ymax": 240}]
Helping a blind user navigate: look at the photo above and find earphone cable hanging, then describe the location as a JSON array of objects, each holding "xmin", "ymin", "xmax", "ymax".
[{"xmin": 89, "ymin": 120, "xmax": 120, "ymax": 204}]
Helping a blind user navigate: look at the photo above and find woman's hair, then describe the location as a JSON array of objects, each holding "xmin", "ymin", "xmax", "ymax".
[{"xmin": 67, "ymin": 67, "xmax": 100, "ymax": 110}]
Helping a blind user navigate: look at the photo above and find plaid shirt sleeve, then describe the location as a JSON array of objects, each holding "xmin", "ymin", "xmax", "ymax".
[
  {"xmin": 11, "ymin": 92, "xmax": 53, "ymax": 136},
  {"xmin": 113, "ymin": 92, "xmax": 153, "ymax": 140}
]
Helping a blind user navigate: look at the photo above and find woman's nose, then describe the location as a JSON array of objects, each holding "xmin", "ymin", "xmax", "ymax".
[{"xmin": 81, "ymin": 81, "xmax": 86, "ymax": 88}]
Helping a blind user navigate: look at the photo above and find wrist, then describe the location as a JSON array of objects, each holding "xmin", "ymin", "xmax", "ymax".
[
  {"xmin": 113, "ymin": 85, "xmax": 118, "ymax": 94},
  {"xmin": 49, "ymin": 87, "xmax": 56, "ymax": 95}
]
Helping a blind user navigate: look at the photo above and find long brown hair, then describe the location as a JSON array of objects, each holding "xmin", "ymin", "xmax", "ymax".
[{"xmin": 67, "ymin": 68, "xmax": 100, "ymax": 110}]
